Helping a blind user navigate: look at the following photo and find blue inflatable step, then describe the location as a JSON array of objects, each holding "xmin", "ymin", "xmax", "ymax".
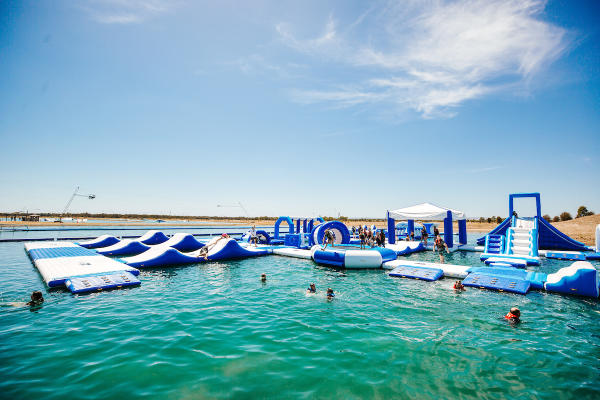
[
  {"xmin": 463, "ymin": 273, "xmax": 530, "ymax": 295},
  {"xmin": 545, "ymin": 251, "xmax": 586, "ymax": 261},
  {"xmin": 389, "ymin": 265, "xmax": 444, "ymax": 281},
  {"xmin": 65, "ymin": 271, "xmax": 141, "ymax": 294}
]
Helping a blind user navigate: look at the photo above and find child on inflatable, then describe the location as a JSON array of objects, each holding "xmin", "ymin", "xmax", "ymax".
[{"xmin": 322, "ymin": 229, "xmax": 335, "ymax": 250}]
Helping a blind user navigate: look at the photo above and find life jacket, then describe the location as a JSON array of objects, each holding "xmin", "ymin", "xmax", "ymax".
[{"xmin": 505, "ymin": 312, "xmax": 519, "ymax": 320}]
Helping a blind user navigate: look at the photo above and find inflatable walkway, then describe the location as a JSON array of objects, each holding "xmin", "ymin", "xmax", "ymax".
[{"xmin": 122, "ymin": 238, "xmax": 270, "ymax": 268}]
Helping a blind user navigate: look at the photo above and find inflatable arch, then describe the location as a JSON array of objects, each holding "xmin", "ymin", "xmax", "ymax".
[
  {"xmin": 274, "ymin": 216, "xmax": 294, "ymax": 239},
  {"xmin": 310, "ymin": 221, "xmax": 351, "ymax": 246}
]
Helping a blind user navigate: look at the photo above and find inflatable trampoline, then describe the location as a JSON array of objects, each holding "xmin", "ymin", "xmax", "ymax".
[{"xmin": 311, "ymin": 244, "xmax": 397, "ymax": 269}]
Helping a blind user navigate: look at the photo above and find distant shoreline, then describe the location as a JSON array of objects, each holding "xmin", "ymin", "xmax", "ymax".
[{"xmin": 1, "ymin": 215, "xmax": 597, "ymax": 245}]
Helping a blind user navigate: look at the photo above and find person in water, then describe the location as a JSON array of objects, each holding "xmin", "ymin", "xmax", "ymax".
[
  {"xmin": 326, "ymin": 288, "xmax": 335, "ymax": 299},
  {"xmin": 322, "ymin": 229, "xmax": 335, "ymax": 250},
  {"xmin": 26, "ymin": 291, "xmax": 44, "ymax": 307},
  {"xmin": 453, "ymin": 280, "xmax": 465, "ymax": 291},
  {"xmin": 261, "ymin": 273, "xmax": 267, "ymax": 282},
  {"xmin": 505, "ymin": 307, "xmax": 521, "ymax": 323},
  {"xmin": 434, "ymin": 234, "xmax": 450, "ymax": 263},
  {"xmin": 307, "ymin": 283, "xmax": 316, "ymax": 294}
]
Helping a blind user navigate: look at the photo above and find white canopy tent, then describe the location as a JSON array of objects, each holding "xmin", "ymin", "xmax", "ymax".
[{"xmin": 389, "ymin": 202, "xmax": 466, "ymax": 221}]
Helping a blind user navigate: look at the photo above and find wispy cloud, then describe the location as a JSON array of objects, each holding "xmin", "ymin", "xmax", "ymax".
[
  {"xmin": 82, "ymin": 0, "xmax": 173, "ymax": 24},
  {"xmin": 468, "ymin": 166, "xmax": 505, "ymax": 173},
  {"xmin": 276, "ymin": 0, "xmax": 570, "ymax": 118}
]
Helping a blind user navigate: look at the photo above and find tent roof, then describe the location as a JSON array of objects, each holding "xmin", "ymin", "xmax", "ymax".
[{"xmin": 389, "ymin": 202, "xmax": 466, "ymax": 221}]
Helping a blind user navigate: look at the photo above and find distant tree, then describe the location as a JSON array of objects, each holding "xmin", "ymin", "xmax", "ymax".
[
  {"xmin": 552, "ymin": 216, "xmax": 560, "ymax": 223},
  {"xmin": 496, "ymin": 216, "xmax": 502, "ymax": 223},
  {"xmin": 487, "ymin": 217, "xmax": 492, "ymax": 223},
  {"xmin": 576, "ymin": 206, "xmax": 594, "ymax": 218},
  {"xmin": 479, "ymin": 217, "xmax": 485, "ymax": 223},
  {"xmin": 560, "ymin": 212, "xmax": 572, "ymax": 221},
  {"xmin": 542, "ymin": 214, "xmax": 551, "ymax": 222}
]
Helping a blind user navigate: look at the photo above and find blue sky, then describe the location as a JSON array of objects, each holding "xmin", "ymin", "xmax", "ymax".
[{"xmin": 1, "ymin": 0, "xmax": 598, "ymax": 219}]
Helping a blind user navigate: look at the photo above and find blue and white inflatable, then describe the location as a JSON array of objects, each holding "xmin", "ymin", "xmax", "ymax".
[
  {"xmin": 311, "ymin": 244, "xmax": 397, "ymax": 269},
  {"xmin": 310, "ymin": 221, "xmax": 350, "ymax": 246},
  {"xmin": 241, "ymin": 229, "xmax": 271, "ymax": 245},
  {"xmin": 544, "ymin": 261, "xmax": 599, "ymax": 298},
  {"xmin": 123, "ymin": 237, "xmax": 269, "ymax": 268}
]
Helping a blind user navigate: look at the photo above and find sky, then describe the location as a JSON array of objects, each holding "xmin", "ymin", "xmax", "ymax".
[{"xmin": 1, "ymin": 0, "xmax": 599, "ymax": 219}]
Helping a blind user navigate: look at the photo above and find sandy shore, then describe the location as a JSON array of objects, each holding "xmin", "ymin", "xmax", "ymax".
[{"xmin": 2, "ymin": 215, "xmax": 598, "ymax": 246}]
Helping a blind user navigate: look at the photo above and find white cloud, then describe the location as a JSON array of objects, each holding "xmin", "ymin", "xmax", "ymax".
[
  {"xmin": 277, "ymin": 0, "xmax": 570, "ymax": 118},
  {"xmin": 82, "ymin": 0, "xmax": 173, "ymax": 24}
]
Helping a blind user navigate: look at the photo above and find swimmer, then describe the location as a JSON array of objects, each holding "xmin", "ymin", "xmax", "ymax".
[
  {"xmin": 261, "ymin": 273, "xmax": 267, "ymax": 282},
  {"xmin": 26, "ymin": 291, "xmax": 44, "ymax": 307},
  {"xmin": 326, "ymin": 288, "xmax": 335, "ymax": 299},
  {"xmin": 359, "ymin": 230, "xmax": 366, "ymax": 249},
  {"xmin": 453, "ymin": 280, "xmax": 465, "ymax": 291},
  {"xmin": 307, "ymin": 283, "xmax": 316, "ymax": 294},
  {"xmin": 504, "ymin": 307, "xmax": 521, "ymax": 323}
]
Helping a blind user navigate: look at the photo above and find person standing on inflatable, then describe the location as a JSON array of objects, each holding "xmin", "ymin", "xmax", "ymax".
[
  {"xmin": 434, "ymin": 234, "xmax": 450, "ymax": 263},
  {"xmin": 421, "ymin": 225, "xmax": 429, "ymax": 246},
  {"xmin": 322, "ymin": 229, "xmax": 335, "ymax": 250},
  {"xmin": 249, "ymin": 225, "xmax": 258, "ymax": 247}
]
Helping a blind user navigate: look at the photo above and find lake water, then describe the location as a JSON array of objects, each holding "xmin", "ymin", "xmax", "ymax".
[{"xmin": 1, "ymin": 229, "xmax": 599, "ymax": 399}]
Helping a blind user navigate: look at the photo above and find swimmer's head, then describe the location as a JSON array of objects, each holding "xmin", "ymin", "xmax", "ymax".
[
  {"xmin": 30, "ymin": 291, "xmax": 44, "ymax": 304},
  {"xmin": 510, "ymin": 307, "xmax": 520, "ymax": 317},
  {"xmin": 310, "ymin": 283, "xmax": 316, "ymax": 290},
  {"xmin": 221, "ymin": 233, "xmax": 229, "ymax": 238},
  {"xmin": 261, "ymin": 273, "xmax": 267, "ymax": 281}
]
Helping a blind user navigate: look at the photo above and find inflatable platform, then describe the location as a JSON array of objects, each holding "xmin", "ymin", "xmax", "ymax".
[{"xmin": 24, "ymin": 241, "xmax": 140, "ymax": 289}]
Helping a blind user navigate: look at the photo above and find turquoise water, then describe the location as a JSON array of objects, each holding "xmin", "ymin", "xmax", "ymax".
[{"xmin": 1, "ymin": 234, "xmax": 600, "ymax": 399}]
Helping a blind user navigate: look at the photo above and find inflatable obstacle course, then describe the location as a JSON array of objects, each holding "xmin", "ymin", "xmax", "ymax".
[{"xmin": 477, "ymin": 193, "xmax": 589, "ymax": 252}]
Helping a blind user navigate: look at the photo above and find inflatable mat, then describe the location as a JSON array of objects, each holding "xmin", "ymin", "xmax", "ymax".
[{"xmin": 24, "ymin": 241, "xmax": 139, "ymax": 287}]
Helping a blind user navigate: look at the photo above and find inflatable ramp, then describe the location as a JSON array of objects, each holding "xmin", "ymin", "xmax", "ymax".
[
  {"xmin": 66, "ymin": 271, "xmax": 140, "ymax": 294},
  {"xmin": 78, "ymin": 234, "xmax": 120, "ymax": 249},
  {"xmin": 383, "ymin": 260, "xmax": 471, "ymax": 279},
  {"xmin": 123, "ymin": 238, "xmax": 269, "ymax": 268},
  {"xmin": 25, "ymin": 241, "xmax": 140, "ymax": 288},
  {"xmin": 462, "ymin": 273, "xmax": 530, "ymax": 295},
  {"xmin": 388, "ymin": 265, "xmax": 443, "ymax": 281}
]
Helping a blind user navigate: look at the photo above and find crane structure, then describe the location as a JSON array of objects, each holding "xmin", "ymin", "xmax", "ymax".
[
  {"xmin": 62, "ymin": 186, "xmax": 96, "ymax": 216},
  {"xmin": 216, "ymin": 201, "xmax": 250, "ymax": 218}
]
